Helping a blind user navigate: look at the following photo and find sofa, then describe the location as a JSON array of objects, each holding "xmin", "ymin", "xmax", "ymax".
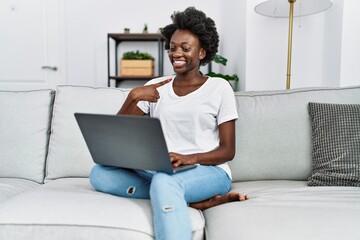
[{"xmin": 0, "ymin": 84, "xmax": 359, "ymax": 240}]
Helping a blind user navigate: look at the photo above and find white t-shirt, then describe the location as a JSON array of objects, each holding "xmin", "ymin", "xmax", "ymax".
[{"xmin": 137, "ymin": 76, "xmax": 238, "ymax": 179}]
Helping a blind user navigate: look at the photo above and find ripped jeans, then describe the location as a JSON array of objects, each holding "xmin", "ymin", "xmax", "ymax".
[{"xmin": 89, "ymin": 164, "xmax": 232, "ymax": 240}]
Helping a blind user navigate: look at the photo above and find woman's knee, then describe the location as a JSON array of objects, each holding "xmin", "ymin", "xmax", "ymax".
[
  {"xmin": 89, "ymin": 164, "xmax": 111, "ymax": 191},
  {"xmin": 150, "ymin": 173, "xmax": 182, "ymax": 196}
]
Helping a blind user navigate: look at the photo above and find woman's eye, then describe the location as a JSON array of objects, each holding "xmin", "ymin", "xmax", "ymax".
[{"xmin": 168, "ymin": 47, "xmax": 190, "ymax": 53}]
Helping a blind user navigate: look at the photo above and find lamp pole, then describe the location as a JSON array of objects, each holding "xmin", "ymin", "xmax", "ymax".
[{"xmin": 286, "ymin": 0, "xmax": 296, "ymax": 89}]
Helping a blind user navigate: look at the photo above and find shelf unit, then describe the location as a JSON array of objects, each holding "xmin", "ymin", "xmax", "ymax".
[{"xmin": 107, "ymin": 33, "xmax": 165, "ymax": 87}]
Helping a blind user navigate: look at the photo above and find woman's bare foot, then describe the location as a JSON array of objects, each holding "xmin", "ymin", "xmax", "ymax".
[{"xmin": 190, "ymin": 192, "xmax": 248, "ymax": 211}]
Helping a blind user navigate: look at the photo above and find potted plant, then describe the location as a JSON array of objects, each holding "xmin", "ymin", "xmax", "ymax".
[
  {"xmin": 120, "ymin": 50, "xmax": 154, "ymax": 77},
  {"xmin": 206, "ymin": 54, "xmax": 239, "ymax": 90}
]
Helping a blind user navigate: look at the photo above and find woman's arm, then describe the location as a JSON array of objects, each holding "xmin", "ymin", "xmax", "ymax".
[
  {"xmin": 170, "ymin": 120, "xmax": 236, "ymax": 167},
  {"xmin": 117, "ymin": 90, "xmax": 146, "ymax": 116}
]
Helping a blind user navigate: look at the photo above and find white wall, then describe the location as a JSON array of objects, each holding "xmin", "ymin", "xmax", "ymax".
[
  {"xmin": 219, "ymin": 1, "xmax": 247, "ymax": 91},
  {"xmin": 340, "ymin": 0, "xmax": 360, "ymax": 87},
  {"xmin": 63, "ymin": 0, "xmax": 223, "ymax": 88},
  {"xmin": 243, "ymin": 0, "xmax": 333, "ymax": 90},
  {"xmin": 222, "ymin": 0, "xmax": 360, "ymax": 91},
  {"xmin": 322, "ymin": 0, "xmax": 343, "ymax": 87},
  {"xmin": 3, "ymin": 0, "xmax": 358, "ymax": 91}
]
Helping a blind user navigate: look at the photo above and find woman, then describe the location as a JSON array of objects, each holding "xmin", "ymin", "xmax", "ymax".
[{"xmin": 90, "ymin": 7, "xmax": 247, "ymax": 240}]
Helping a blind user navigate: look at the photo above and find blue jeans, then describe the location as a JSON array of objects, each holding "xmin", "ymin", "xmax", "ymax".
[{"xmin": 89, "ymin": 164, "xmax": 231, "ymax": 240}]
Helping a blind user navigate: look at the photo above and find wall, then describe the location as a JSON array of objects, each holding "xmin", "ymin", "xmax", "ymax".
[
  {"xmin": 340, "ymin": 0, "xmax": 360, "ymax": 87},
  {"xmin": 2, "ymin": 0, "xmax": 359, "ymax": 91},
  {"xmin": 322, "ymin": 0, "xmax": 343, "ymax": 87},
  {"xmin": 219, "ymin": 1, "xmax": 247, "ymax": 91},
  {"xmin": 225, "ymin": 0, "xmax": 360, "ymax": 91},
  {"xmin": 63, "ymin": 0, "xmax": 222, "ymax": 88},
  {"xmin": 243, "ymin": 0, "xmax": 332, "ymax": 90}
]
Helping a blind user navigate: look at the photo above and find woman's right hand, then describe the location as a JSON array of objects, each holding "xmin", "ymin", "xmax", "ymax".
[
  {"xmin": 118, "ymin": 78, "xmax": 171, "ymax": 115},
  {"xmin": 132, "ymin": 78, "xmax": 172, "ymax": 102}
]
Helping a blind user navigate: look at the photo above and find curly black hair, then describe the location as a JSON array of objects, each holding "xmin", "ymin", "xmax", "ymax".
[{"xmin": 161, "ymin": 7, "xmax": 219, "ymax": 66}]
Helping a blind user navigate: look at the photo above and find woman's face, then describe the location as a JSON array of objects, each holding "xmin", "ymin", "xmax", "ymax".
[{"xmin": 168, "ymin": 29, "xmax": 205, "ymax": 75}]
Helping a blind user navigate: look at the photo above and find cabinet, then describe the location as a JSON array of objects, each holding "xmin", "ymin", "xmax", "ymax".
[{"xmin": 107, "ymin": 33, "xmax": 165, "ymax": 87}]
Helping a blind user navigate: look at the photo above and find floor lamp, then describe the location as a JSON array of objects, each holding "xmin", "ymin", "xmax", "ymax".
[{"xmin": 255, "ymin": 0, "xmax": 332, "ymax": 89}]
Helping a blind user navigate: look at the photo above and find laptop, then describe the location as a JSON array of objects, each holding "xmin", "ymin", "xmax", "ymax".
[{"xmin": 74, "ymin": 113, "xmax": 197, "ymax": 174}]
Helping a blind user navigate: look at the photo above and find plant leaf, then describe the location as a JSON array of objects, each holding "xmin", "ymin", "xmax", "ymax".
[
  {"xmin": 207, "ymin": 72, "xmax": 239, "ymax": 81},
  {"xmin": 213, "ymin": 54, "xmax": 228, "ymax": 66}
]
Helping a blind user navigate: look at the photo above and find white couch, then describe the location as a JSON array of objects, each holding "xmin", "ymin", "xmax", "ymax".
[{"xmin": 0, "ymin": 85, "xmax": 359, "ymax": 240}]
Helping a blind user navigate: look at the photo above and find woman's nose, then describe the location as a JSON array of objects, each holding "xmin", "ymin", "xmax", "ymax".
[{"xmin": 172, "ymin": 49, "xmax": 183, "ymax": 57}]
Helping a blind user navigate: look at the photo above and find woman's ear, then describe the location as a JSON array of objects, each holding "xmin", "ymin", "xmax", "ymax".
[{"xmin": 199, "ymin": 48, "xmax": 206, "ymax": 60}]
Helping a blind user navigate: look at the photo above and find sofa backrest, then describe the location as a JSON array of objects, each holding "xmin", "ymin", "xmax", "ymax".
[
  {"xmin": 230, "ymin": 85, "xmax": 360, "ymax": 182},
  {"xmin": 0, "ymin": 90, "xmax": 55, "ymax": 183},
  {"xmin": 45, "ymin": 85, "xmax": 129, "ymax": 182}
]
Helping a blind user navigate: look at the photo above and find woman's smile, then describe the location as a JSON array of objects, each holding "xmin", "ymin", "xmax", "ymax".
[{"xmin": 173, "ymin": 60, "xmax": 186, "ymax": 68}]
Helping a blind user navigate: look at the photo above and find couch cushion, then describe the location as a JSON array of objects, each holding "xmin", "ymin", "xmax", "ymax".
[
  {"xmin": 45, "ymin": 86, "xmax": 129, "ymax": 181},
  {"xmin": 0, "ymin": 178, "xmax": 40, "ymax": 203},
  {"xmin": 0, "ymin": 89, "xmax": 54, "ymax": 183},
  {"xmin": 231, "ymin": 85, "xmax": 360, "ymax": 181},
  {"xmin": 204, "ymin": 180, "xmax": 360, "ymax": 240},
  {"xmin": 0, "ymin": 178, "xmax": 205, "ymax": 240},
  {"xmin": 308, "ymin": 102, "xmax": 360, "ymax": 186}
]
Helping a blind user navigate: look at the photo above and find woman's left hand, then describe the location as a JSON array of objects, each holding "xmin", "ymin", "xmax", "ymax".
[{"xmin": 169, "ymin": 152, "xmax": 196, "ymax": 168}]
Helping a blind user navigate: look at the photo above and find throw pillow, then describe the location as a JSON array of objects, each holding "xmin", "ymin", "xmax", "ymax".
[{"xmin": 308, "ymin": 102, "xmax": 360, "ymax": 186}]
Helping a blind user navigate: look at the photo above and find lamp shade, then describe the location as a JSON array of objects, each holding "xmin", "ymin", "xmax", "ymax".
[{"xmin": 255, "ymin": 0, "xmax": 332, "ymax": 18}]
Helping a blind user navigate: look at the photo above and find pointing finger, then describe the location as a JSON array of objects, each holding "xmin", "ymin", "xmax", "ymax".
[{"xmin": 154, "ymin": 78, "xmax": 172, "ymax": 88}]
